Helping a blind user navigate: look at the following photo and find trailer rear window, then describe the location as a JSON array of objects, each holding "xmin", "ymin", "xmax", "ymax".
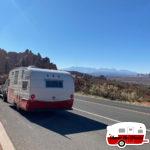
[{"xmin": 46, "ymin": 80, "xmax": 63, "ymax": 88}]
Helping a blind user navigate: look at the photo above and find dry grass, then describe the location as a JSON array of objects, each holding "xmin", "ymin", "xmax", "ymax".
[
  {"xmin": 76, "ymin": 93, "xmax": 150, "ymax": 107},
  {"xmin": 71, "ymin": 71, "xmax": 150, "ymax": 102}
]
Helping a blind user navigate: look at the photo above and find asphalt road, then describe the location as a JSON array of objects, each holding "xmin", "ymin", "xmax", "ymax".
[{"xmin": 0, "ymin": 95, "xmax": 150, "ymax": 150}]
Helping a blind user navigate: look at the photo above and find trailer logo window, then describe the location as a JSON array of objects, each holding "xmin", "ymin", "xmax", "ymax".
[{"xmin": 46, "ymin": 80, "xmax": 63, "ymax": 88}]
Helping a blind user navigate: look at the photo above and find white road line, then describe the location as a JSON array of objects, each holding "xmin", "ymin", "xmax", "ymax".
[
  {"xmin": 73, "ymin": 107, "xmax": 150, "ymax": 133},
  {"xmin": 73, "ymin": 107, "xmax": 120, "ymax": 123},
  {"xmin": 0, "ymin": 122, "xmax": 15, "ymax": 150},
  {"xmin": 76, "ymin": 99, "xmax": 150, "ymax": 116}
]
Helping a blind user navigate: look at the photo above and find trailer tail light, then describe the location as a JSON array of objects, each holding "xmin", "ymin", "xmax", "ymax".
[
  {"xmin": 31, "ymin": 94, "xmax": 35, "ymax": 100},
  {"xmin": 70, "ymin": 94, "xmax": 74, "ymax": 99}
]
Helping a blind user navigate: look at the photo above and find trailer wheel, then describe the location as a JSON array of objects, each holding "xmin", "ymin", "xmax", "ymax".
[
  {"xmin": 15, "ymin": 101, "xmax": 25, "ymax": 112},
  {"xmin": 118, "ymin": 140, "xmax": 126, "ymax": 148},
  {"xmin": 2, "ymin": 95, "xmax": 7, "ymax": 102},
  {"xmin": 0, "ymin": 94, "xmax": 3, "ymax": 100},
  {"xmin": 16, "ymin": 104, "xmax": 21, "ymax": 112}
]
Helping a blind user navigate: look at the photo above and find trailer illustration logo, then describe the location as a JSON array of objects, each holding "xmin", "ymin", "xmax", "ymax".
[{"xmin": 106, "ymin": 122, "xmax": 149, "ymax": 148}]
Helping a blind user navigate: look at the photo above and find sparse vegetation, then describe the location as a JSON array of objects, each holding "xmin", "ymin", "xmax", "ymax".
[{"xmin": 71, "ymin": 71, "xmax": 150, "ymax": 102}]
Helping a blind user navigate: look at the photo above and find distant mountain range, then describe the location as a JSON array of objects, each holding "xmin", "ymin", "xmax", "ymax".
[{"xmin": 63, "ymin": 67, "xmax": 138, "ymax": 77}]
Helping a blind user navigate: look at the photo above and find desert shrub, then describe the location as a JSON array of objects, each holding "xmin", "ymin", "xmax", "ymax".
[{"xmin": 71, "ymin": 71, "xmax": 150, "ymax": 102}]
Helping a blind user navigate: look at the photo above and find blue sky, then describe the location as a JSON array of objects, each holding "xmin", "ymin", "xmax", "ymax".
[{"xmin": 0, "ymin": 0, "xmax": 150, "ymax": 73}]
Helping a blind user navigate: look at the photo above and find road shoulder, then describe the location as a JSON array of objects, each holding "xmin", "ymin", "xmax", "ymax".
[
  {"xmin": 0, "ymin": 122, "xmax": 15, "ymax": 150},
  {"xmin": 75, "ymin": 93, "xmax": 150, "ymax": 114}
]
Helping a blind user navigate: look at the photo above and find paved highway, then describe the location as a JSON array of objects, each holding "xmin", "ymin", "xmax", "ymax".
[{"xmin": 0, "ymin": 95, "xmax": 150, "ymax": 150}]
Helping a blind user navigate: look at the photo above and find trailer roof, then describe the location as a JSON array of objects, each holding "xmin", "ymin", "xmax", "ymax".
[
  {"xmin": 28, "ymin": 67, "xmax": 70, "ymax": 75},
  {"xmin": 108, "ymin": 122, "xmax": 145, "ymax": 129},
  {"xmin": 10, "ymin": 66, "xmax": 70, "ymax": 75}
]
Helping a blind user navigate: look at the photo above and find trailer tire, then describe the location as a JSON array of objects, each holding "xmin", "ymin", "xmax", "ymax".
[
  {"xmin": 3, "ymin": 95, "xmax": 7, "ymax": 102},
  {"xmin": 118, "ymin": 140, "xmax": 126, "ymax": 148},
  {"xmin": 16, "ymin": 104, "xmax": 21, "ymax": 112}
]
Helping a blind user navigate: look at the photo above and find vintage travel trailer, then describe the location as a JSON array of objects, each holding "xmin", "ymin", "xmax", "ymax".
[
  {"xmin": 106, "ymin": 122, "xmax": 149, "ymax": 148},
  {"xmin": 7, "ymin": 66, "xmax": 74, "ymax": 111}
]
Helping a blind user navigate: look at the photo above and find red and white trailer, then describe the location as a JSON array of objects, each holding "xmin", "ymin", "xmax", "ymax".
[
  {"xmin": 106, "ymin": 122, "xmax": 149, "ymax": 148},
  {"xmin": 7, "ymin": 66, "xmax": 74, "ymax": 111}
]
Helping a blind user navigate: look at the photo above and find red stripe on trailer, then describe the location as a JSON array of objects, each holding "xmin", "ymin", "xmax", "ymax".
[
  {"xmin": 18, "ymin": 99, "xmax": 74, "ymax": 111},
  {"xmin": 107, "ymin": 135, "xmax": 145, "ymax": 145}
]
